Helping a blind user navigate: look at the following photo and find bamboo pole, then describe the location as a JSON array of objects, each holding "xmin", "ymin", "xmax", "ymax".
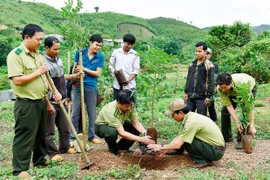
[
  {"xmin": 67, "ymin": 51, "xmax": 71, "ymax": 118},
  {"xmin": 79, "ymin": 51, "xmax": 87, "ymax": 149},
  {"xmin": 45, "ymin": 72, "xmax": 92, "ymax": 169}
]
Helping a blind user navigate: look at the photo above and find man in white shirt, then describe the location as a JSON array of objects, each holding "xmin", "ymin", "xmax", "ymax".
[{"xmin": 109, "ymin": 34, "xmax": 140, "ymax": 100}]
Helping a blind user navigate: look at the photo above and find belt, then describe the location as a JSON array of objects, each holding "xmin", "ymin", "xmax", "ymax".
[
  {"xmin": 17, "ymin": 97, "xmax": 45, "ymax": 102},
  {"xmin": 216, "ymin": 146, "xmax": 226, "ymax": 151}
]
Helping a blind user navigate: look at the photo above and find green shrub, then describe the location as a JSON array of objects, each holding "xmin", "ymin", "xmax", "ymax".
[{"xmin": 0, "ymin": 74, "xmax": 10, "ymax": 90}]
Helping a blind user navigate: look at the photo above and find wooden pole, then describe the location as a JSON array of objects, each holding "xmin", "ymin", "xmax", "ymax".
[
  {"xmin": 79, "ymin": 51, "xmax": 87, "ymax": 149},
  {"xmin": 67, "ymin": 51, "xmax": 71, "ymax": 118},
  {"xmin": 45, "ymin": 72, "xmax": 92, "ymax": 169}
]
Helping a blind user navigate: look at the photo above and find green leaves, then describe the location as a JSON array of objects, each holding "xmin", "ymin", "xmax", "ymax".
[
  {"xmin": 61, "ymin": 0, "xmax": 89, "ymax": 51},
  {"xmin": 137, "ymin": 48, "xmax": 172, "ymax": 127},
  {"xmin": 233, "ymin": 82, "xmax": 254, "ymax": 134}
]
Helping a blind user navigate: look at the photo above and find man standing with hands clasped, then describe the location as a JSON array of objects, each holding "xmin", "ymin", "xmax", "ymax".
[{"xmin": 148, "ymin": 98, "xmax": 225, "ymax": 168}]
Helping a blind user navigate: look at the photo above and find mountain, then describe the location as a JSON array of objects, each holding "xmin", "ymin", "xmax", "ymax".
[
  {"xmin": 0, "ymin": 0, "xmax": 206, "ymax": 41},
  {"xmin": 251, "ymin": 24, "xmax": 270, "ymax": 34},
  {"xmin": 203, "ymin": 24, "xmax": 270, "ymax": 35}
]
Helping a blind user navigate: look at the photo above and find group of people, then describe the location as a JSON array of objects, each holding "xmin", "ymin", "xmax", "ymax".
[{"xmin": 7, "ymin": 23, "xmax": 257, "ymax": 178}]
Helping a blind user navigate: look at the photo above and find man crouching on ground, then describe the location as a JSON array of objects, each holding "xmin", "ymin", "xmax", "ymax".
[
  {"xmin": 148, "ymin": 98, "xmax": 225, "ymax": 168},
  {"xmin": 95, "ymin": 90, "xmax": 154, "ymax": 156}
]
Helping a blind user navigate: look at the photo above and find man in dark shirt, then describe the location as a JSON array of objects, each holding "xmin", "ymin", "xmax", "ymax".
[{"xmin": 184, "ymin": 42, "xmax": 215, "ymax": 116}]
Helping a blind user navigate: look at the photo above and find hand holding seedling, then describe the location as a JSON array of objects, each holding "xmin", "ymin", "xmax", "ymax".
[
  {"xmin": 236, "ymin": 124, "xmax": 243, "ymax": 134},
  {"xmin": 141, "ymin": 136, "xmax": 155, "ymax": 144},
  {"xmin": 250, "ymin": 126, "xmax": 256, "ymax": 138},
  {"xmin": 147, "ymin": 144, "xmax": 162, "ymax": 151}
]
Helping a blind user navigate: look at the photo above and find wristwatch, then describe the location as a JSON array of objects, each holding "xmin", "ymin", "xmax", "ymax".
[{"xmin": 160, "ymin": 144, "xmax": 164, "ymax": 150}]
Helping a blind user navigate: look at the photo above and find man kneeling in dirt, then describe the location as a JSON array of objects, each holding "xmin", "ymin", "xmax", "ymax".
[
  {"xmin": 95, "ymin": 90, "xmax": 154, "ymax": 156},
  {"xmin": 148, "ymin": 98, "xmax": 225, "ymax": 168}
]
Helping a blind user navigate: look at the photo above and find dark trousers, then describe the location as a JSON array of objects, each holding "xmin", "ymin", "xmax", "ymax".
[
  {"xmin": 208, "ymin": 101, "xmax": 217, "ymax": 122},
  {"xmin": 187, "ymin": 98, "xmax": 207, "ymax": 116},
  {"xmin": 12, "ymin": 99, "xmax": 48, "ymax": 176},
  {"xmin": 95, "ymin": 120, "xmax": 140, "ymax": 154},
  {"xmin": 221, "ymin": 84, "xmax": 257, "ymax": 142},
  {"xmin": 46, "ymin": 103, "xmax": 70, "ymax": 158},
  {"xmin": 221, "ymin": 98, "xmax": 241, "ymax": 142},
  {"xmin": 183, "ymin": 138, "xmax": 224, "ymax": 164}
]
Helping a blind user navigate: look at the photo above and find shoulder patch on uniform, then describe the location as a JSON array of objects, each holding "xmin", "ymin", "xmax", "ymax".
[{"xmin": 15, "ymin": 48, "xmax": 22, "ymax": 55}]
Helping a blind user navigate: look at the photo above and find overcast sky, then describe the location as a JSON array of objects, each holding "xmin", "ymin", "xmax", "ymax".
[{"xmin": 23, "ymin": 0, "xmax": 270, "ymax": 28}]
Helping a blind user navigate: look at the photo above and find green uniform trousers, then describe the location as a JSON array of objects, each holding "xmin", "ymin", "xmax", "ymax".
[
  {"xmin": 221, "ymin": 84, "xmax": 257, "ymax": 142},
  {"xmin": 183, "ymin": 138, "xmax": 225, "ymax": 164},
  {"xmin": 95, "ymin": 120, "xmax": 140, "ymax": 154},
  {"xmin": 12, "ymin": 98, "xmax": 48, "ymax": 176},
  {"xmin": 221, "ymin": 98, "xmax": 241, "ymax": 142}
]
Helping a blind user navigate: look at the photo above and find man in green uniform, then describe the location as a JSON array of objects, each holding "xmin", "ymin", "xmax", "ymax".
[
  {"xmin": 148, "ymin": 98, "xmax": 225, "ymax": 168},
  {"xmin": 216, "ymin": 73, "xmax": 257, "ymax": 148},
  {"xmin": 7, "ymin": 24, "xmax": 51, "ymax": 178},
  {"xmin": 95, "ymin": 90, "xmax": 154, "ymax": 156}
]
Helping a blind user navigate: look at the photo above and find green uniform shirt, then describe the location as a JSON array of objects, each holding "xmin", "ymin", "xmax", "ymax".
[
  {"xmin": 217, "ymin": 73, "xmax": 256, "ymax": 106},
  {"xmin": 7, "ymin": 42, "xmax": 48, "ymax": 99},
  {"xmin": 96, "ymin": 101, "xmax": 138, "ymax": 128},
  {"xmin": 178, "ymin": 112, "xmax": 225, "ymax": 146}
]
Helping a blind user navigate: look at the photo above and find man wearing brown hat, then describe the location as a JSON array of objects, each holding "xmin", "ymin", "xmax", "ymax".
[{"xmin": 148, "ymin": 98, "xmax": 225, "ymax": 168}]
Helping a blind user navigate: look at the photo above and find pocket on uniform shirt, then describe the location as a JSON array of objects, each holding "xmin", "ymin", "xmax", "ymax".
[{"xmin": 24, "ymin": 61, "xmax": 37, "ymax": 74}]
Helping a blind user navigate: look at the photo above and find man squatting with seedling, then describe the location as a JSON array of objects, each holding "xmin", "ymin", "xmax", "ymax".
[
  {"xmin": 95, "ymin": 90, "xmax": 154, "ymax": 156},
  {"xmin": 216, "ymin": 73, "xmax": 257, "ymax": 149},
  {"xmin": 147, "ymin": 98, "xmax": 225, "ymax": 168}
]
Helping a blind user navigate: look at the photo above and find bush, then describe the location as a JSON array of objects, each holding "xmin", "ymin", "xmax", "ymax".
[{"xmin": 0, "ymin": 74, "xmax": 10, "ymax": 90}]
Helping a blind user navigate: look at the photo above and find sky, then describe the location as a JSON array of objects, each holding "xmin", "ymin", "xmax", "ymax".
[{"xmin": 23, "ymin": 0, "xmax": 270, "ymax": 28}]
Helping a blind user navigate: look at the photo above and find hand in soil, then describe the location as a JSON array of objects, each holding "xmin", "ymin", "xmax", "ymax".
[{"xmin": 153, "ymin": 151, "xmax": 166, "ymax": 160}]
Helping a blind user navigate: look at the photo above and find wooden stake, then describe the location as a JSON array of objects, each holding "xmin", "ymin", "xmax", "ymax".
[
  {"xmin": 67, "ymin": 51, "xmax": 71, "ymax": 118},
  {"xmin": 79, "ymin": 51, "xmax": 87, "ymax": 149}
]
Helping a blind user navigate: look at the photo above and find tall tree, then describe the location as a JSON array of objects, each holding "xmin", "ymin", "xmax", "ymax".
[
  {"xmin": 0, "ymin": 39, "xmax": 12, "ymax": 66},
  {"xmin": 94, "ymin": 6, "xmax": 99, "ymax": 13}
]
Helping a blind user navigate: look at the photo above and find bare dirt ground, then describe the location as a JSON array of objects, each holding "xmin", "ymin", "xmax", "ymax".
[
  {"xmin": 56, "ymin": 97, "xmax": 270, "ymax": 178},
  {"xmin": 61, "ymin": 138, "xmax": 270, "ymax": 179},
  {"xmin": 55, "ymin": 97, "xmax": 270, "ymax": 178}
]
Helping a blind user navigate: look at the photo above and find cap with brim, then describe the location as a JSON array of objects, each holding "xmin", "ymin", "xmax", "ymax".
[
  {"xmin": 206, "ymin": 48, "xmax": 212, "ymax": 54},
  {"xmin": 165, "ymin": 98, "xmax": 186, "ymax": 116}
]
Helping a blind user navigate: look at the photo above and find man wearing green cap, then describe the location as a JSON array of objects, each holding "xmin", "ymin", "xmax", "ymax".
[{"xmin": 148, "ymin": 98, "xmax": 225, "ymax": 168}]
